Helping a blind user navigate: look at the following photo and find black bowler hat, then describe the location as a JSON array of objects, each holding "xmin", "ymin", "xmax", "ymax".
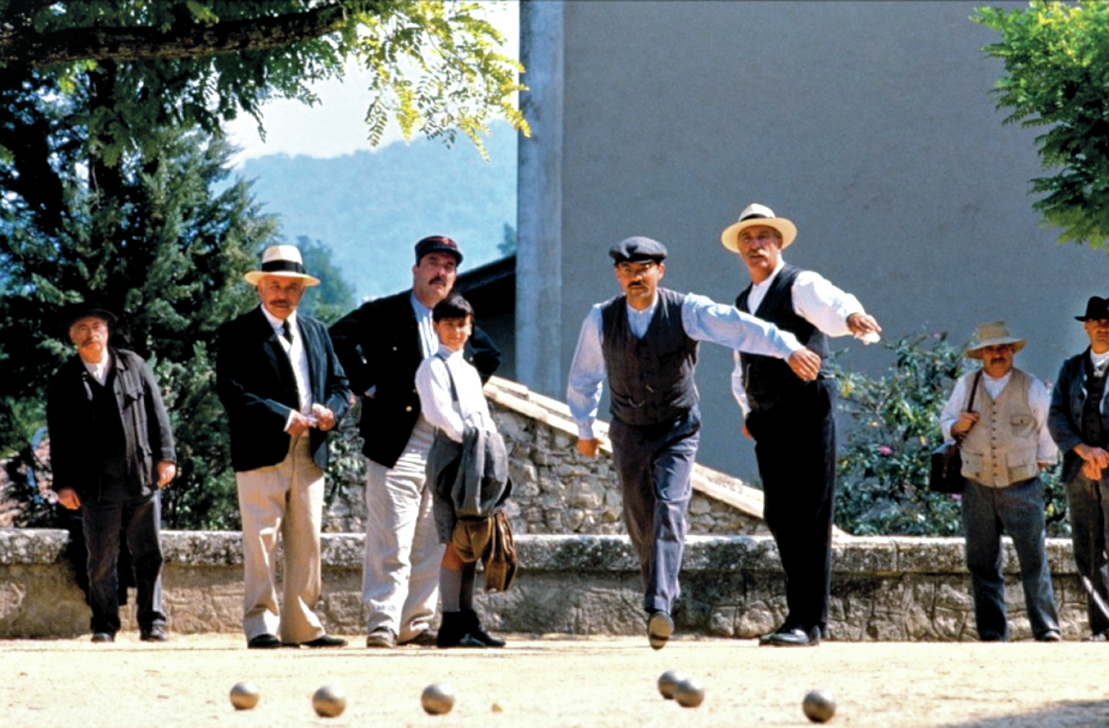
[
  {"xmin": 415, "ymin": 235, "xmax": 463, "ymax": 265},
  {"xmin": 608, "ymin": 236, "xmax": 668, "ymax": 264},
  {"xmin": 1076, "ymin": 296, "xmax": 1109, "ymax": 321},
  {"xmin": 58, "ymin": 301, "xmax": 116, "ymax": 336}
]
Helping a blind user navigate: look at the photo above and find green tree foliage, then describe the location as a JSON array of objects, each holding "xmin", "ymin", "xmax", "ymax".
[
  {"xmin": 833, "ymin": 333, "xmax": 1068, "ymax": 537},
  {"xmin": 294, "ymin": 235, "xmax": 356, "ymax": 325},
  {"xmin": 976, "ymin": 1, "xmax": 1109, "ymax": 247},
  {"xmin": 0, "ymin": 0, "xmax": 528, "ymax": 163}
]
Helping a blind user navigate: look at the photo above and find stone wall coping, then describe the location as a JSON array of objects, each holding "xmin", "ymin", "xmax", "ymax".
[
  {"xmin": 0, "ymin": 528, "xmax": 1083, "ymax": 576},
  {"xmin": 485, "ymin": 376, "xmax": 771, "ymax": 522}
]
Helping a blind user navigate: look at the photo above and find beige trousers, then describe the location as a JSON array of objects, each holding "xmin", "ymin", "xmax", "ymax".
[{"xmin": 235, "ymin": 434, "xmax": 326, "ymax": 644}]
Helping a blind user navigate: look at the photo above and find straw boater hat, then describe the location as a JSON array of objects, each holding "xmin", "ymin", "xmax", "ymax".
[
  {"xmin": 720, "ymin": 203, "xmax": 798, "ymax": 253},
  {"xmin": 966, "ymin": 321, "xmax": 1026, "ymax": 359},
  {"xmin": 243, "ymin": 245, "xmax": 320, "ymax": 287}
]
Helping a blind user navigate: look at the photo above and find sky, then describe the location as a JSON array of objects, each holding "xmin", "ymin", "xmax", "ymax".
[{"xmin": 223, "ymin": 2, "xmax": 519, "ymax": 164}]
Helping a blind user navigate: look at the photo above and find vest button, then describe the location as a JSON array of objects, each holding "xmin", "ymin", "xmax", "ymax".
[{"xmin": 406, "ymin": 406, "xmax": 413, "ymax": 412}]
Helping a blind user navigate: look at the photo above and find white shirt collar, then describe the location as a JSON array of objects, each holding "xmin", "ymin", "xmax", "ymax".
[
  {"xmin": 751, "ymin": 257, "xmax": 787, "ymax": 293},
  {"xmin": 260, "ymin": 306, "xmax": 297, "ymax": 337},
  {"xmin": 1091, "ymin": 349, "xmax": 1109, "ymax": 372},
  {"xmin": 82, "ymin": 351, "xmax": 112, "ymax": 386}
]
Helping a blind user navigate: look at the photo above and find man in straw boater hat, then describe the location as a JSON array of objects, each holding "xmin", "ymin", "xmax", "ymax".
[
  {"xmin": 217, "ymin": 244, "xmax": 351, "ymax": 649},
  {"xmin": 942, "ymin": 321, "xmax": 1060, "ymax": 642},
  {"xmin": 1049, "ymin": 296, "xmax": 1109, "ymax": 640},
  {"xmin": 567, "ymin": 236, "xmax": 822, "ymax": 650},
  {"xmin": 721, "ymin": 203, "xmax": 881, "ymax": 647},
  {"xmin": 46, "ymin": 301, "xmax": 176, "ymax": 643},
  {"xmin": 329, "ymin": 236, "xmax": 501, "ymax": 649}
]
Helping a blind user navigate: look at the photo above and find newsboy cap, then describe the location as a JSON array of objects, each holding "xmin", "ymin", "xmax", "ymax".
[
  {"xmin": 609, "ymin": 236, "xmax": 668, "ymax": 264},
  {"xmin": 415, "ymin": 235, "xmax": 463, "ymax": 265}
]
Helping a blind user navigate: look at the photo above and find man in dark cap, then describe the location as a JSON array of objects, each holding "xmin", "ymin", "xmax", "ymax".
[
  {"xmin": 46, "ymin": 302, "xmax": 176, "ymax": 643},
  {"xmin": 1049, "ymin": 296, "xmax": 1109, "ymax": 640},
  {"xmin": 567, "ymin": 236, "xmax": 821, "ymax": 650},
  {"xmin": 330, "ymin": 236, "xmax": 501, "ymax": 648}
]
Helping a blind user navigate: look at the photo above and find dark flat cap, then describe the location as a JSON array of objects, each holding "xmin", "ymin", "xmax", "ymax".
[
  {"xmin": 609, "ymin": 236, "xmax": 668, "ymax": 264},
  {"xmin": 415, "ymin": 235, "xmax": 463, "ymax": 264},
  {"xmin": 58, "ymin": 301, "xmax": 116, "ymax": 336}
]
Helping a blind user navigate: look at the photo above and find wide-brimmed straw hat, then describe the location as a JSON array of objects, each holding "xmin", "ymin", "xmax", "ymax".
[
  {"xmin": 966, "ymin": 320, "xmax": 1026, "ymax": 359},
  {"xmin": 720, "ymin": 203, "xmax": 797, "ymax": 253},
  {"xmin": 243, "ymin": 245, "xmax": 320, "ymax": 287}
]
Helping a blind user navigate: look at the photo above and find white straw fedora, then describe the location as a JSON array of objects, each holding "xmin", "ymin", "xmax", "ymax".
[
  {"xmin": 720, "ymin": 203, "xmax": 797, "ymax": 252},
  {"xmin": 243, "ymin": 245, "xmax": 321, "ymax": 287}
]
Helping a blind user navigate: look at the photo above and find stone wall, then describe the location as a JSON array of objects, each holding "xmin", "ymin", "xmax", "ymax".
[{"xmin": 0, "ymin": 528, "xmax": 1094, "ymax": 641}]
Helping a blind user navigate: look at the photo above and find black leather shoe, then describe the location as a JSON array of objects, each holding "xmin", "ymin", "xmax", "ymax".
[
  {"xmin": 302, "ymin": 635, "xmax": 347, "ymax": 648},
  {"xmin": 460, "ymin": 610, "xmax": 506, "ymax": 648},
  {"xmin": 140, "ymin": 625, "xmax": 168, "ymax": 642},
  {"xmin": 1037, "ymin": 631, "xmax": 1062, "ymax": 642},
  {"xmin": 247, "ymin": 633, "xmax": 282, "ymax": 649},
  {"xmin": 647, "ymin": 611, "xmax": 674, "ymax": 651},
  {"xmin": 437, "ymin": 611, "xmax": 488, "ymax": 648},
  {"xmin": 91, "ymin": 632, "xmax": 114, "ymax": 644},
  {"xmin": 761, "ymin": 625, "xmax": 820, "ymax": 647},
  {"xmin": 399, "ymin": 629, "xmax": 439, "ymax": 647}
]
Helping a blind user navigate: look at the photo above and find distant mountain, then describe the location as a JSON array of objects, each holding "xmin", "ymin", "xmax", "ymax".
[{"xmin": 238, "ymin": 123, "xmax": 517, "ymax": 301}]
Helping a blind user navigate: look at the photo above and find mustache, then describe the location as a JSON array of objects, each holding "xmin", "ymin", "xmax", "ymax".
[{"xmin": 430, "ymin": 276, "xmax": 448, "ymax": 286}]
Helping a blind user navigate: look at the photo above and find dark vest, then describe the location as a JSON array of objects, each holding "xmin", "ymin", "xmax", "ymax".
[
  {"xmin": 736, "ymin": 264, "xmax": 830, "ymax": 411},
  {"xmin": 600, "ymin": 288, "xmax": 699, "ymax": 427},
  {"xmin": 1083, "ymin": 357, "xmax": 1108, "ymax": 447},
  {"xmin": 87, "ymin": 367, "xmax": 129, "ymax": 494}
]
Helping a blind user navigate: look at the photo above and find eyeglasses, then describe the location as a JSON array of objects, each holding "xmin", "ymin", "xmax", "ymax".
[
  {"xmin": 616, "ymin": 261, "xmax": 657, "ymax": 276},
  {"xmin": 71, "ymin": 321, "xmax": 109, "ymax": 336}
]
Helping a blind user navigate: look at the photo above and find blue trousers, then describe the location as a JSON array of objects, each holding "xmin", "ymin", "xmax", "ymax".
[
  {"xmin": 609, "ymin": 406, "xmax": 700, "ymax": 614},
  {"xmin": 1065, "ymin": 473, "xmax": 1109, "ymax": 636},
  {"xmin": 81, "ymin": 491, "xmax": 165, "ymax": 635},
  {"xmin": 962, "ymin": 477, "xmax": 1059, "ymax": 640}
]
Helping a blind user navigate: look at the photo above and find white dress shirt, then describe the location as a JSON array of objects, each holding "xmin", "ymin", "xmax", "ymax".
[
  {"xmin": 939, "ymin": 368, "xmax": 1057, "ymax": 462},
  {"xmin": 261, "ymin": 307, "xmax": 312, "ymax": 429},
  {"xmin": 566, "ymin": 291, "xmax": 803, "ymax": 441},
  {"xmin": 82, "ymin": 352, "xmax": 112, "ymax": 386},
  {"xmin": 415, "ymin": 344, "xmax": 492, "ymax": 443},
  {"xmin": 731, "ymin": 258, "xmax": 866, "ymax": 416}
]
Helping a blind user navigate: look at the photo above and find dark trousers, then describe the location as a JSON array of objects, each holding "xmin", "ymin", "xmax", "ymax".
[
  {"xmin": 962, "ymin": 477, "xmax": 1059, "ymax": 640},
  {"xmin": 609, "ymin": 406, "xmax": 700, "ymax": 614},
  {"xmin": 1066, "ymin": 473, "xmax": 1109, "ymax": 636},
  {"xmin": 81, "ymin": 490, "xmax": 165, "ymax": 635},
  {"xmin": 746, "ymin": 379, "xmax": 836, "ymax": 631}
]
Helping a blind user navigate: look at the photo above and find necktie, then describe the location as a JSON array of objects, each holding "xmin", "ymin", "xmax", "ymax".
[{"xmin": 282, "ymin": 321, "xmax": 293, "ymax": 344}]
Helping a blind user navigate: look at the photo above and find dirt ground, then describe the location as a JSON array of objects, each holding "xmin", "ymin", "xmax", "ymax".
[{"xmin": 4, "ymin": 633, "xmax": 1109, "ymax": 728}]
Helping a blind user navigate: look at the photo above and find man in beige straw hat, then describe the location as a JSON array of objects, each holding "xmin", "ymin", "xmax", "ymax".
[
  {"xmin": 941, "ymin": 321, "xmax": 1060, "ymax": 641},
  {"xmin": 721, "ymin": 203, "xmax": 881, "ymax": 647},
  {"xmin": 217, "ymin": 244, "xmax": 351, "ymax": 649}
]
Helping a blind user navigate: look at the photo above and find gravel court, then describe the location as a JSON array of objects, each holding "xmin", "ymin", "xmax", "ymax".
[{"xmin": 4, "ymin": 634, "xmax": 1109, "ymax": 727}]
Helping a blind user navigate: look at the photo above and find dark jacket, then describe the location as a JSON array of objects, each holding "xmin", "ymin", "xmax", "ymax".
[
  {"xmin": 46, "ymin": 348, "xmax": 176, "ymax": 502},
  {"xmin": 217, "ymin": 306, "xmax": 351, "ymax": 473},
  {"xmin": 1049, "ymin": 348, "xmax": 1109, "ymax": 483},
  {"xmin": 329, "ymin": 290, "xmax": 501, "ymax": 468}
]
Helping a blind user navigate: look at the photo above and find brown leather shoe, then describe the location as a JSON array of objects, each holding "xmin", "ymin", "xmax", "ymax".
[
  {"xmin": 399, "ymin": 629, "xmax": 438, "ymax": 647},
  {"xmin": 365, "ymin": 628, "xmax": 397, "ymax": 649}
]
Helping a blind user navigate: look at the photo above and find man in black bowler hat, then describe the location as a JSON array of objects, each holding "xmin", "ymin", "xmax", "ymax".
[
  {"xmin": 330, "ymin": 236, "xmax": 501, "ymax": 649},
  {"xmin": 47, "ymin": 301, "xmax": 176, "ymax": 643},
  {"xmin": 567, "ymin": 235, "xmax": 821, "ymax": 650},
  {"xmin": 1049, "ymin": 296, "xmax": 1109, "ymax": 640}
]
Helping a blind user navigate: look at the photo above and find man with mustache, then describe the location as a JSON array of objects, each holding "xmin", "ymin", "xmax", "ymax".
[
  {"xmin": 942, "ymin": 322, "xmax": 1060, "ymax": 641},
  {"xmin": 568, "ymin": 236, "xmax": 821, "ymax": 650},
  {"xmin": 1049, "ymin": 297, "xmax": 1109, "ymax": 640},
  {"xmin": 722, "ymin": 203, "xmax": 881, "ymax": 647},
  {"xmin": 217, "ymin": 245, "xmax": 351, "ymax": 649},
  {"xmin": 47, "ymin": 302, "xmax": 176, "ymax": 643},
  {"xmin": 330, "ymin": 236, "xmax": 501, "ymax": 649}
]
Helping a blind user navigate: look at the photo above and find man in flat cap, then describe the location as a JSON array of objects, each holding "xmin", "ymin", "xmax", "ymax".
[
  {"xmin": 47, "ymin": 301, "xmax": 176, "ymax": 643},
  {"xmin": 1049, "ymin": 296, "xmax": 1109, "ymax": 640},
  {"xmin": 567, "ymin": 236, "xmax": 821, "ymax": 650},
  {"xmin": 721, "ymin": 203, "xmax": 881, "ymax": 647},
  {"xmin": 942, "ymin": 321, "xmax": 1060, "ymax": 642},
  {"xmin": 330, "ymin": 236, "xmax": 501, "ymax": 648},
  {"xmin": 217, "ymin": 244, "xmax": 351, "ymax": 649}
]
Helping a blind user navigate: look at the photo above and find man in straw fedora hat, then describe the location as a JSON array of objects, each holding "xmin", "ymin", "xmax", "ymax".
[
  {"xmin": 722, "ymin": 203, "xmax": 881, "ymax": 647},
  {"xmin": 942, "ymin": 321, "xmax": 1060, "ymax": 642},
  {"xmin": 1049, "ymin": 296, "xmax": 1109, "ymax": 640},
  {"xmin": 567, "ymin": 235, "xmax": 822, "ymax": 650},
  {"xmin": 217, "ymin": 244, "xmax": 351, "ymax": 648}
]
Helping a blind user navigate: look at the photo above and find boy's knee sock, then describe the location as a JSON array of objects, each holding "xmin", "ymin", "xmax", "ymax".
[
  {"xmin": 460, "ymin": 562, "xmax": 477, "ymax": 612},
  {"xmin": 440, "ymin": 566, "xmax": 463, "ymax": 613}
]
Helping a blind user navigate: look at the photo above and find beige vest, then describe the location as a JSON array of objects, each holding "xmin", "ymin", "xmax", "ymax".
[{"xmin": 960, "ymin": 368, "xmax": 1039, "ymax": 488}]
